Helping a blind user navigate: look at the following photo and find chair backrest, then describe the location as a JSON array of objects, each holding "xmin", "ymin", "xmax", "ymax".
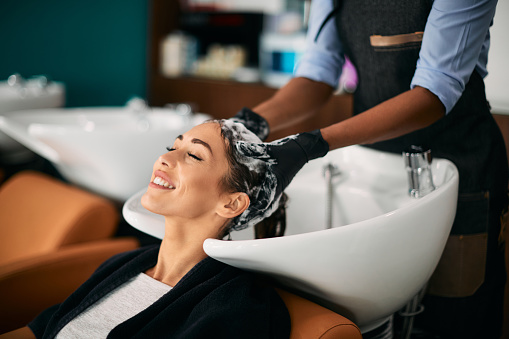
[
  {"xmin": 0, "ymin": 171, "xmax": 119, "ymax": 266},
  {"xmin": 276, "ymin": 289, "xmax": 362, "ymax": 339}
]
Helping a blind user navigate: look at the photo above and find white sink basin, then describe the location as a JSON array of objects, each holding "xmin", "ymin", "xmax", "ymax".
[
  {"xmin": 0, "ymin": 106, "xmax": 210, "ymax": 201},
  {"xmin": 0, "ymin": 79, "xmax": 65, "ymax": 163},
  {"xmin": 123, "ymin": 145, "xmax": 459, "ymax": 332}
]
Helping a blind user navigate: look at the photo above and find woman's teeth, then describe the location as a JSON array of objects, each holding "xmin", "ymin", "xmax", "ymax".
[{"xmin": 153, "ymin": 176, "xmax": 175, "ymax": 189}]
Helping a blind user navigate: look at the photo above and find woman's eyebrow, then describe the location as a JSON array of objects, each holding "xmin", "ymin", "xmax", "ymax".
[{"xmin": 176, "ymin": 134, "xmax": 213, "ymax": 155}]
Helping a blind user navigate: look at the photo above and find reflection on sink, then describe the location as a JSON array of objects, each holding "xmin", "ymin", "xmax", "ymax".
[
  {"xmin": 123, "ymin": 145, "xmax": 458, "ymax": 332},
  {"xmin": 0, "ymin": 106, "xmax": 210, "ymax": 201},
  {"xmin": 0, "ymin": 78, "xmax": 65, "ymax": 163}
]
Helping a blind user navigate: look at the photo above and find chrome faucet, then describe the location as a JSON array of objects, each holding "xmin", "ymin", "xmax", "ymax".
[
  {"xmin": 7, "ymin": 73, "xmax": 28, "ymax": 98},
  {"xmin": 7, "ymin": 74, "xmax": 55, "ymax": 98},
  {"xmin": 403, "ymin": 146, "xmax": 435, "ymax": 198},
  {"xmin": 31, "ymin": 75, "xmax": 51, "ymax": 91},
  {"xmin": 323, "ymin": 163, "xmax": 341, "ymax": 229},
  {"xmin": 7, "ymin": 73, "xmax": 25, "ymax": 87}
]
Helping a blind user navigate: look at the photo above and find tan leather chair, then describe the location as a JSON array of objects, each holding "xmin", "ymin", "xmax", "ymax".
[
  {"xmin": 0, "ymin": 171, "xmax": 139, "ymax": 333},
  {"xmin": 276, "ymin": 289, "xmax": 362, "ymax": 339}
]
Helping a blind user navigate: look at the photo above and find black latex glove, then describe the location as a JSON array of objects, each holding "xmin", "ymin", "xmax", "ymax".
[
  {"xmin": 231, "ymin": 107, "xmax": 270, "ymax": 141},
  {"xmin": 236, "ymin": 129, "xmax": 329, "ymax": 198}
]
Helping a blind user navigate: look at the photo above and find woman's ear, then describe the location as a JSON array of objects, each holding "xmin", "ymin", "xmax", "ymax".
[{"xmin": 217, "ymin": 192, "xmax": 250, "ymax": 219}]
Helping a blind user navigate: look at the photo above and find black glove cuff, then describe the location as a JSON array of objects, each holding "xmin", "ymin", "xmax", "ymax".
[
  {"xmin": 232, "ymin": 107, "xmax": 270, "ymax": 141},
  {"xmin": 296, "ymin": 129, "xmax": 329, "ymax": 162}
]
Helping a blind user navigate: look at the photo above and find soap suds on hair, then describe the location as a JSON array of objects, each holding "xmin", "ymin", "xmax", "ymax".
[
  {"xmin": 219, "ymin": 120, "xmax": 267, "ymax": 173},
  {"xmin": 216, "ymin": 120, "xmax": 281, "ymax": 231}
]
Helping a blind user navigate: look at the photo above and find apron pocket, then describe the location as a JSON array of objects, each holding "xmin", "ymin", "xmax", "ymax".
[
  {"xmin": 370, "ymin": 32, "xmax": 423, "ymax": 52},
  {"xmin": 427, "ymin": 191, "xmax": 490, "ymax": 297},
  {"xmin": 427, "ymin": 233, "xmax": 488, "ymax": 297}
]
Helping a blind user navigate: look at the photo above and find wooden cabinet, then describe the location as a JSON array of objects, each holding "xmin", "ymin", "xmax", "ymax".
[{"xmin": 147, "ymin": 0, "xmax": 353, "ymax": 140}]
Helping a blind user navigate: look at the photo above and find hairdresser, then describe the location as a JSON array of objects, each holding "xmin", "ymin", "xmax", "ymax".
[{"xmin": 232, "ymin": 0, "xmax": 508, "ymax": 338}]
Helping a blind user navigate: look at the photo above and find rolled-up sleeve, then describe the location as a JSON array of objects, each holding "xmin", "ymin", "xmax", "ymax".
[
  {"xmin": 411, "ymin": 0, "xmax": 497, "ymax": 113},
  {"xmin": 294, "ymin": 0, "xmax": 345, "ymax": 88}
]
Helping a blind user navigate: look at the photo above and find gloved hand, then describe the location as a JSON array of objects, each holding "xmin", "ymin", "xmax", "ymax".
[
  {"xmin": 231, "ymin": 107, "xmax": 270, "ymax": 141},
  {"xmin": 236, "ymin": 129, "xmax": 329, "ymax": 198}
]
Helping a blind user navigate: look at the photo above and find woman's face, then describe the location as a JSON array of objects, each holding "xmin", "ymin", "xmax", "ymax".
[{"xmin": 141, "ymin": 122, "xmax": 231, "ymax": 221}]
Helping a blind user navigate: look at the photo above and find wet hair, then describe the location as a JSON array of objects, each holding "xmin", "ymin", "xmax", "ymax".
[{"xmin": 216, "ymin": 121, "xmax": 286, "ymax": 239}]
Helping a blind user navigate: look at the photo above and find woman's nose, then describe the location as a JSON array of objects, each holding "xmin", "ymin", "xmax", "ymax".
[{"xmin": 159, "ymin": 152, "xmax": 176, "ymax": 168}]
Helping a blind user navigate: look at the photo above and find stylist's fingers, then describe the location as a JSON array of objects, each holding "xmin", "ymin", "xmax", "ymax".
[
  {"xmin": 231, "ymin": 107, "xmax": 270, "ymax": 141},
  {"xmin": 235, "ymin": 141, "xmax": 270, "ymax": 160},
  {"xmin": 267, "ymin": 135, "xmax": 298, "ymax": 146}
]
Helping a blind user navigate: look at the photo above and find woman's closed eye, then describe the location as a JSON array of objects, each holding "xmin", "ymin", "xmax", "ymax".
[
  {"xmin": 166, "ymin": 147, "xmax": 203, "ymax": 161},
  {"xmin": 187, "ymin": 152, "xmax": 202, "ymax": 161}
]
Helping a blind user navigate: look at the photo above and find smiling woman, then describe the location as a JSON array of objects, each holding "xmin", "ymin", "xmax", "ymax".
[
  {"xmin": 24, "ymin": 121, "xmax": 291, "ymax": 339},
  {"xmin": 142, "ymin": 123, "xmax": 236, "ymax": 234}
]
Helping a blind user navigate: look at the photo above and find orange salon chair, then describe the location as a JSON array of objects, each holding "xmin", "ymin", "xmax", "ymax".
[
  {"xmin": 276, "ymin": 289, "xmax": 362, "ymax": 339},
  {"xmin": 0, "ymin": 171, "xmax": 139, "ymax": 333}
]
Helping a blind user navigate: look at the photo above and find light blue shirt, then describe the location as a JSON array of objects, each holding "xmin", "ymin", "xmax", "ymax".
[{"xmin": 295, "ymin": 0, "xmax": 498, "ymax": 113}]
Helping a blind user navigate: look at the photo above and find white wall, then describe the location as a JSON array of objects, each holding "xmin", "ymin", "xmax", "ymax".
[{"xmin": 485, "ymin": 1, "xmax": 509, "ymax": 115}]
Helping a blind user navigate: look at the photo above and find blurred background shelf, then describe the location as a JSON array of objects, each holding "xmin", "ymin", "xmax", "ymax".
[{"xmin": 147, "ymin": 0, "xmax": 353, "ymax": 140}]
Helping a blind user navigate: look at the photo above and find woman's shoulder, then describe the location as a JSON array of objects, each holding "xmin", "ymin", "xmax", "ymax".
[
  {"xmin": 184, "ymin": 256, "xmax": 286, "ymax": 312},
  {"xmin": 208, "ymin": 258, "xmax": 288, "ymax": 308},
  {"xmin": 182, "ymin": 258, "xmax": 291, "ymax": 338}
]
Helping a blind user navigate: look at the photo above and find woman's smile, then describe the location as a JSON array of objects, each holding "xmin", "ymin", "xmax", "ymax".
[
  {"xmin": 149, "ymin": 177, "xmax": 175, "ymax": 189},
  {"xmin": 149, "ymin": 170, "xmax": 177, "ymax": 190}
]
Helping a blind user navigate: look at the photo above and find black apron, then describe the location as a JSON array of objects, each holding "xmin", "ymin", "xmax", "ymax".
[{"xmin": 328, "ymin": 0, "xmax": 508, "ymax": 337}]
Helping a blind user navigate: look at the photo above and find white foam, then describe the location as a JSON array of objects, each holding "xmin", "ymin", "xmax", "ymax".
[
  {"xmin": 220, "ymin": 120, "xmax": 268, "ymax": 173},
  {"xmin": 220, "ymin": 119, "xmax": 262, "ymax": 144},
  {"xmin": 216, "ymin": 119, "xmax": 282, "ymax": 230}
]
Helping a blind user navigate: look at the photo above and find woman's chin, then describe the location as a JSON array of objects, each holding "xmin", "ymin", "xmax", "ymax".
[
  {"xmin": 140, "ymin": 191, "xmax": 157, "ymax": 213},
  {"xmin": 141, "ymin": 191, "xmax": 174, "ymax": 218}
]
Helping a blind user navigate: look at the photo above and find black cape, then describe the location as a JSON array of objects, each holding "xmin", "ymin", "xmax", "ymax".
[{"xmin": 29, "ymin": 245, "xmax": 290, "ymax": 338}]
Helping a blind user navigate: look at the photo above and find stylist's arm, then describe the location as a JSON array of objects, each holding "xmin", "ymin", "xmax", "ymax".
[
  {"xmin": 244, "ymin": 76, "xmax": 445, "ymax": 148},
  {"xmin": 234, "ymin": 76, "xmax": 445, "ymax": 194}
]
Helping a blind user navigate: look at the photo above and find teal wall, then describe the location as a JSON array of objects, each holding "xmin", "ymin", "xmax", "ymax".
[{"xmin": 0, "ymin": 0, "xmax": 149, "ymax": 107}]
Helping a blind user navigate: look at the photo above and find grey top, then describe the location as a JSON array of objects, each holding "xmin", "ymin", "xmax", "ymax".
[{"xmin": 55, "ymin": 273, "xmax": 172, "ymax": 339}]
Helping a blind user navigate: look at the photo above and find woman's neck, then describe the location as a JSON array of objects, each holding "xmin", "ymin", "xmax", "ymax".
[{"xmin": 145, "ymin": 217, "xmax": 224, "ymax": 287}]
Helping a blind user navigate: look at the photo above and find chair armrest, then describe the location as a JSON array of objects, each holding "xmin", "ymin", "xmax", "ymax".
[
  {"xmin": 0, "ymin": 171, "xmax": 121, "ymax": 266},
  {"xmin": 0, "ymin": 238, "xmax": 139, "ymax": 334},
  {"xmin": 276, "ymin": 288, "xmax": 362, "ymax": 339},
  {"xmin": 0, "ymin": 327, "xmax": 35, "ymax": 339}
]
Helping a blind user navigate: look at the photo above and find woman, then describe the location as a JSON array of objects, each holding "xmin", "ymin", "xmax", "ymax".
[{"xmin": 24, "ymin": 120, "xmax": 290, "ymax": 338}]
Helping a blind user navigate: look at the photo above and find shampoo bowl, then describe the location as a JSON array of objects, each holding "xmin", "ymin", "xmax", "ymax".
[
  {"xmin": 0, "ymin": 105, "xmax": 210, "ymax": 201},
  {"xmin": 0, "ymin": 78, "xmax": 64, "ymax": 163},
  {"xmin": 123, "ymin": 145, "xmax": 459, "ymax": 332}
]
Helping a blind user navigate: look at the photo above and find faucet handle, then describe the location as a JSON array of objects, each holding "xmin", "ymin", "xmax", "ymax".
[
  {"xmin": 7, "ymin": 73, "xmax": 25, "ymax": 87},
  {"xmin": 29, "ymin": 75, "xmax": 51, "ymax": 89},
  {"xmin": 7, "ymin": 73, "xmax": 29, "ymax": 98}
]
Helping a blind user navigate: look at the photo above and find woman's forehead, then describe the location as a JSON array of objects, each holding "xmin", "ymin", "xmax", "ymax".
[{"xmin": 182, "ymin": 122, "xmax": 225, "ymax": 152}]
